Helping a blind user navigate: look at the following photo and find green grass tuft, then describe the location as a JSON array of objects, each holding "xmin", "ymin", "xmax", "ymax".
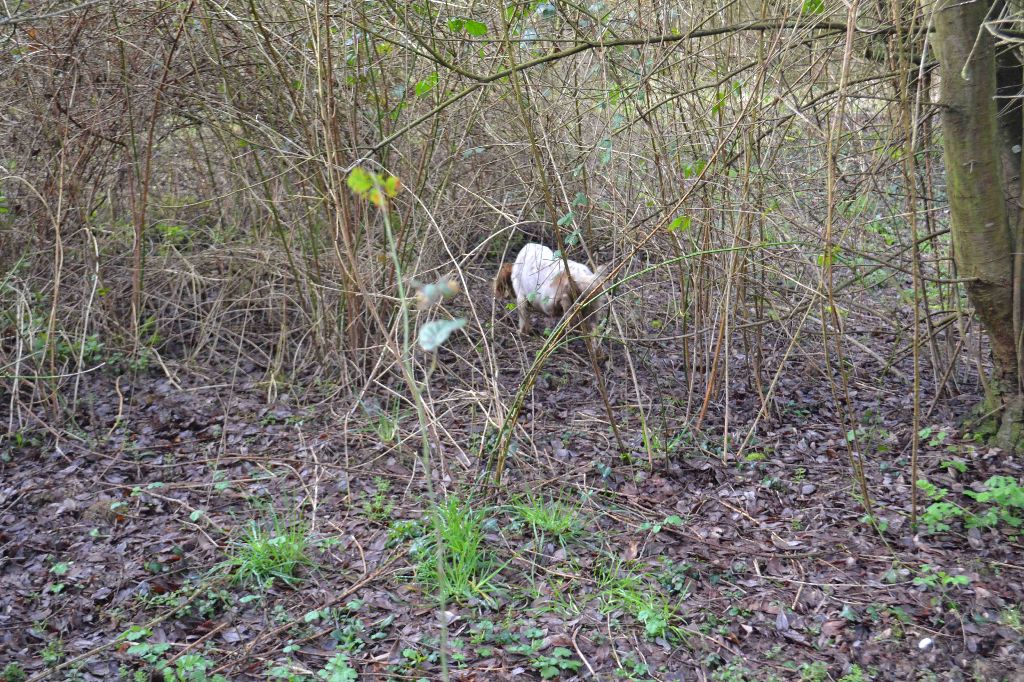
[
  {"xmin": 225, "ymin": 514, "xmax": 311, "ymax": 588},
  {"xmin": 412, "ymin": 496, "xmax": 504, "ymax": 605}
]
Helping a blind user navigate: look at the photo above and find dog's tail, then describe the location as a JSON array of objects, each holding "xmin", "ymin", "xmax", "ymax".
[{"xmin": 493, "ymin": 263, "xmax": 514, "ymax": 298}]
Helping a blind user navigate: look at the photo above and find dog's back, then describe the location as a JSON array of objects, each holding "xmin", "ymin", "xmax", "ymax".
[{"xmin": 495, "ymin": 242, "xmax": 609, "ymax": 334}]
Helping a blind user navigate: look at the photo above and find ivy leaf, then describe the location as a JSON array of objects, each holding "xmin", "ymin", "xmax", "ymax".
[{"xmin": 418, "ymin": 318, "xmax": 466, "ymax": 351}]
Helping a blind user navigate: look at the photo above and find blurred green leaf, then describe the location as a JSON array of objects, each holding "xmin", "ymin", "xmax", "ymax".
[
  {"xmin": 464, "ymin": 19, "xmax": 488, "ymax": 36},
  {"xmin": 419, "ymin": 318, "xmax": 466, "ymax": 351},
  {"xmin": 347, "ymin": 167, "xmax": 373, "ymax": 194}
]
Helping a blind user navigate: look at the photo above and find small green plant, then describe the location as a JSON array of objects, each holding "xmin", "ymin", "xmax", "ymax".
[
  {"xmin": 530, "ymin": 647, "xmax": 581, "ymax": 679},
  {"xmin": 119, "ymin": 626, "xmax": 227, "ymax": 681},
  {"xmin": 595, "ymin": 558, "xmax": 682, "ymax": 640},
  {"xmin": 913, "ymin": 564, "xmax": 970, "ymax": 590},
  {"xmin": 40, "ymin": 637, "xmax": 64, "ymax": 665},
  {"xmin": 225, "ymin": 515, "xmax": 311, "ymax": 588},
  {"xmin": 657, "ymin": 559, "xmax": 696, "ymax": 598},
  {"xmin": 640, "ymin": 423, "xmax": 688, "ymax": 456},
  {"xmin": 1, "ymin": 663, "xmax": 27, "ymax": 682},
  {"xmin": 411, "ymin": 497, "xmax": 503, "ymax": 604},
  {"xmin": 1000, "ymin": 605, "xmax": 1024, "ymax": 634},
  {"xmin": 317, "ymin": 654, "xmax": 357, "ymax": 681},
  {"xmin": 512, "ymin": 493, "xmax": 584, "ymax": 542},
  {"xmin": 710, "ymin": 659, "xmax": 753, "ymax": 682},
  {"xmin": 860, "ymin": 513, "xmax": 889, "ymax": 533},
  {"xmin": 613, "ymin": 653, "xmax": 652, "ymax": 681},
  {"xmin": 917, "ymin": 425, "xmax": 948, "ymax": 447},
  {"xmin": 964, "ymin": 475, "xmax": 1024, "ymax": 530},
  {"xmin": 639, "ymin": 514, "xmax": 684, "ymax": 535},
  {"xmin": 387, "ymin": 646, "xmax": 434, "ymax": 678},
  {"xmin": 916, "ymin": 479, "xmax": 963, "ymax": 533},
  {"xmin": 363, "ymin": 477, "xmax": 394, "ymax": 523},
  {"xmin": 266, "ymin": 663, "xmax": 311, "ymax": 681},
  {"xmin": 799, "ymin": 661, "xmax": 828, "ymax": 682},
  {"xmin": 121, "ymin": 626, "xmax": 170, "ymax": 662},
  {"xmin": 386, "ymin": 518, "xmax": 424, "ymax": 547},
  {"xmin": 838, "ymin": 664, "xmax": 872, "ymax": 682},
  {"xmin": 48, "ymin": 559, "xmax": 72, "ymax": 594},
  {"xmin": 917, "ymin": 475, "xmax": 1024, "ymax": 534},
  {"xmin": 161, "ymin": 654, "xmax": 228, "ymax": 682},
  {"xmin": 369, "ymin": 402, "xmax": 401, "ymax": 443}
]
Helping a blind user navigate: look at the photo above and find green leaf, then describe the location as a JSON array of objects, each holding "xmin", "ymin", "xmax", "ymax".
[
  {"xmin": 447, "ymin": 18, "xmax": 465, "ymax": 32},
  {"xmin": 50, "ymin": 562, "xmax": 72, "ymax": 576},
  {"xmin": 682, "ymin": 160, "xmax": 706, "ymax": 178},
  {"xmin": 712, "ymin": 89, "xmax": 727, "ymax": 114},
  {"xmin": 464, "ymin": 19, "xmax": 488, "ymax": 36},
  {"xmin": 572, "ymin": 191, "xmax": 589, "ymax": 207},
  {"xmin": 418, "ymin": 318, "xmax": 467, "ymax": 351},
  {"xmin": 667, "ymin": 215, "xmax": 691, "ymax": 233},
  {"xmin": 557, "ymin": 211, "xmax": 574, "ymax": 227},
  {"xmin": 415, "ymin": 72, "xmax": 439, "ymax": 97},
  {"xmin": 384, "ymin": 175, "xmax": 401, "ymax": 198},
  {"xmin": 347, "ymin": 167, "xmax": 373, "ymax": 195},
  {"xmin": 189, "ymin": 509, "xmax": 204, "ymax": 522},
  {"xmin": 802, "ymin": 0, "xmax": 825, "ymax": 13}
]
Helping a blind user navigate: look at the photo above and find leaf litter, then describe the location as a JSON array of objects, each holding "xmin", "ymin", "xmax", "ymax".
[{"xmin": 1, "ymin": 280, "xmax": 1022, "ymax": 681}]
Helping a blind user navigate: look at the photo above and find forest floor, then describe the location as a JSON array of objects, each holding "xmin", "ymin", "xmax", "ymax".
[{"xmin": 2, "ymin": 276, "xmax": 1024, "ymax": 682}]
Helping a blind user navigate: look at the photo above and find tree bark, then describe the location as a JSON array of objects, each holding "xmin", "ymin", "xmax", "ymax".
[{"xmin": 933, "ymin": 0, "xmax": 1024, "ymax": 448}]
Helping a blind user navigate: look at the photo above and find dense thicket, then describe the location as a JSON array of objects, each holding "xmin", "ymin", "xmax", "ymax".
[{"xmin": 0, "ymin": 1, "xmax": 963, "ymax": 445}]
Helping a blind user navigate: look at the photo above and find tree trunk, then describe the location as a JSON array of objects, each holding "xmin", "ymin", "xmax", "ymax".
[{"xmin": 933, "ymin": 1, "xmax": 1024, "ymax": 449}]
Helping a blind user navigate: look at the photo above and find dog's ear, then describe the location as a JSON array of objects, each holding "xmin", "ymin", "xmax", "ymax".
[{"xmin": 494, "ymin": 263, "xmax": 515, "ymax": 298}]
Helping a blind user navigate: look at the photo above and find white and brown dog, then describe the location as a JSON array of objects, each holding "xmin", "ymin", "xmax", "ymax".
[{"xmin": 494, "ymin": 243, "xmax": 608, "ymax": 335}]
